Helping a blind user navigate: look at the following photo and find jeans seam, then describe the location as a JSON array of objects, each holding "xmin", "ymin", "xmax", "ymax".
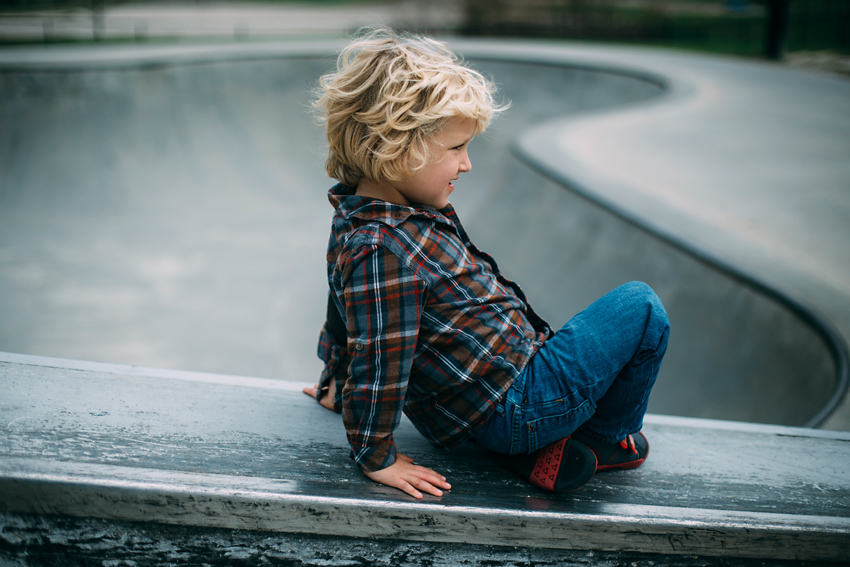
[{"xmin": 510, "ymin": 402, "xmax": 522, "ymax": 455}]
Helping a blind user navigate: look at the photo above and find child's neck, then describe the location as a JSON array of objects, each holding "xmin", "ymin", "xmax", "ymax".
[{"xmin": 356, "ymin": 179, "xmax": 410, "ymax": 207}]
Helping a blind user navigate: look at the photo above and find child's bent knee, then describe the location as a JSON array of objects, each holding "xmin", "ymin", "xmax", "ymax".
[{"xmin": 617, "ymin": 281, "xmax": 669, "ymax": 354}]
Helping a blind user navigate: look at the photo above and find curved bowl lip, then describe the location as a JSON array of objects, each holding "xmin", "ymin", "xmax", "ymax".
[{"xmin": 1, "ymin": 38, "xmax": 846, "ymax": 428}]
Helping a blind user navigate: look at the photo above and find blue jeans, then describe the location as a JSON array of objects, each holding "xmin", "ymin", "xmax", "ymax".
[{"xmin": 471, "ymin": 281, "xmax": 669, "ymax": 455}]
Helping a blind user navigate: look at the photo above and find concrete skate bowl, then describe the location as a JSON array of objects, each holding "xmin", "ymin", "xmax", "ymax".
[{"xmin": 0, "ymin": 41, "xmax": 846, "ymax": 428}]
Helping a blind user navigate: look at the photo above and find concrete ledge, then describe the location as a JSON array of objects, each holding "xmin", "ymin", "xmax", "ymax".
[
  {"xmin": 2, "ymin": 352, "xmax": 849, "ymax": 562},
  {"xmin": 4, "ymin": 458, "xmax": 849, "ymax": 561}
]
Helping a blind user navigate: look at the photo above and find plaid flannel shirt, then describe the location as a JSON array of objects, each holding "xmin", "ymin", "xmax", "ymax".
[{"xmin": 317, "ymin": 184, "xmax": 551, "ymax": 471}]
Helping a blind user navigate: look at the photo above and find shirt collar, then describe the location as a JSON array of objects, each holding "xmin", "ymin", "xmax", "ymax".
[{"xmin": 328, "ymin": 183, "xmax": 458, "ymax": 229}]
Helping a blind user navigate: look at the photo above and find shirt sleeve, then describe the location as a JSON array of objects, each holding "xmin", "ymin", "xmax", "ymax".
[
  {"xmin": 316, "ymin": 322, "xmax": 346, "ymax": 413},
  {"xmin": 339, "ymin": 243, "xmax": 426, "ymax": 472}
]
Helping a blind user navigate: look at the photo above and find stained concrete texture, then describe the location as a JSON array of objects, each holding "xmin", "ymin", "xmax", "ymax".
[
  {"xmin": 2, "ymin": 352, "xmax": 849, "ymax": 562},
  {"xmin": 1, "ymin": 41, "xmax": 848, "ymax": 429},
  {"xmin": 2, "ymin": 515, "xmax": 843, "ymax": 567}
]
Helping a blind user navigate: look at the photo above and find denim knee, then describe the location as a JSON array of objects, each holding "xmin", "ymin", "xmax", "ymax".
[{"xmin": 621, "ymin": 281, "xmax": 670, "ymax": 363}]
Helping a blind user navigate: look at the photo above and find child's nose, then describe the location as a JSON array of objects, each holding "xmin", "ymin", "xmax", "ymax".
[{"xmin": 459, "ymin": 151, "xmax": 472, "ymax": 173}]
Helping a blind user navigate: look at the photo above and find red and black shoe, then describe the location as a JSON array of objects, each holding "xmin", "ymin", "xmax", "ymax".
[
  {"xmin": 504, "ymin": 437, "xmax": 597, "ymax": 492},
  {"xmin": 572, "ymin": 431, "xmax": 650, "ymax": 472}
]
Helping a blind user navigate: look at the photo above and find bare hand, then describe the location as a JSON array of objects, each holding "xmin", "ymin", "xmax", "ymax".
[
  {"xmin": 363, "ymin": 454, "xmax": 451, "ymax": 499},
  {"xmin": 302, "ymin": 378, "xmax": 336, "ymax": 411}
]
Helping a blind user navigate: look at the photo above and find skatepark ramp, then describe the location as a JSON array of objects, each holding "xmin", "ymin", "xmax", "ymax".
[{"xmin": 1, "ymin": 41, "xmax": 849, "ymax": 564}]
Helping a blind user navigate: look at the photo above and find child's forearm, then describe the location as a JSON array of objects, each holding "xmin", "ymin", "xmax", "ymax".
[{"xmin": 339, "ymin": 245, "xmax": 424, "ymax": 471}]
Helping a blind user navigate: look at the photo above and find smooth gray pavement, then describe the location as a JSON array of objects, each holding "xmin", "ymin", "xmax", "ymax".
[{"xmin": 1, "ymin": 39, "xmax": 850, "ymax": 563}]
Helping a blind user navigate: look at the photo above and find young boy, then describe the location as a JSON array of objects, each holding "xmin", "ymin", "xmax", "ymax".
[{"xmin": 304, "ymin": 29, "xmax": 670, "ymax": 499}]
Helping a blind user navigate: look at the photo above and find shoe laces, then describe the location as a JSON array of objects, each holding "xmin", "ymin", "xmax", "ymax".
[{"xmin": 619, "ymin": 434, "xmax": 638, "ymax": 455}]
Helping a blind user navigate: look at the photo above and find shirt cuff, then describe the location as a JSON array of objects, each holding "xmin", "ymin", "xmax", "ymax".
[
  {"xmin": 317, "ymin": 325, "xmax": 346, "ymax": 413},
  {"xmin": 349, "ymin": 438, "xmax": 397, "ymax": 472}
]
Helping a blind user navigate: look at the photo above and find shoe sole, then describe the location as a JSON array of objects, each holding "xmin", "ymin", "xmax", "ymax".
[
  {"xmin": 529, "ymin": 437, "xmax": 597, "ymax": 492},
  {"xmin": 595, "ymin": 439, "xmax": 650, "ymax": 472}
]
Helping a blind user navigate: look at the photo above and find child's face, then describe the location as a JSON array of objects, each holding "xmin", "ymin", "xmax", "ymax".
[{"xmin": 374, "ymin": 116, "xmax": 476, "ymax": 210}]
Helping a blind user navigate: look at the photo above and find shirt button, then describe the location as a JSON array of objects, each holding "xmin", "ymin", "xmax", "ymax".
[{"xmin": 354, "ymin": 343, "xmax": 364, "ymax": 351}]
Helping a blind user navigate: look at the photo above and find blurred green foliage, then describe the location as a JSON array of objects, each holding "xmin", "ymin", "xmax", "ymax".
[
  {"xmin": 0, "ymin": 0, "xmax": 379, "ymax": 7},
  {"xmin": 461, "ymin": 0, "xmax": 848, "ymax": 57},
  {"xmin": 0, "ymin": 0, "xmax": 846, "ymax": 57}
]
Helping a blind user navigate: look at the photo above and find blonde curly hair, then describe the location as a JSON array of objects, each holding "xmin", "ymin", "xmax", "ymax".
[{"xmin": 315, "ymin": 28, "xmax": 504, "ymax": 187}]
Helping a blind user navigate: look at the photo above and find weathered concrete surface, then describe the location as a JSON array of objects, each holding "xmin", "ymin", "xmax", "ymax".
[
  {"xmin": 0, "ymin": 41, "xmax": 847, "ymax": 429},
  {"xmin": 1, "ymin": 518, "xmax": 846, "ymax": 567},
  {"xmin": 2, "ymin": 352, "xmax": 849, "ymax": 563},
  {"xmin": 3, "ymin": 516, "xmax": 842, "ymax": 567}
]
